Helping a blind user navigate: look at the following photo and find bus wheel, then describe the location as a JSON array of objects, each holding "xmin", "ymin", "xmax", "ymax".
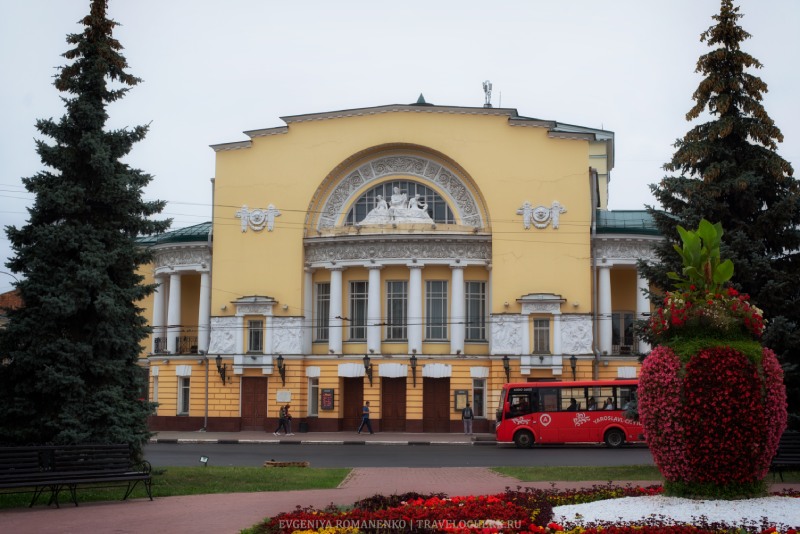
[
  {"xmin": 604, "ymin": 429, "xmax": 625, "ymax": 448},
  {"xmin": 513, "ymin": 430, "xmax": 534, "ymax": 449}
]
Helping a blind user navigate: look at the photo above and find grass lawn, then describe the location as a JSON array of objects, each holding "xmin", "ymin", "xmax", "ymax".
[
  {"xmin": 492, "ymin": 465, "xmax": 664, "ymax": 481},
  {"xmin": 0, "ymin": 466, "xmax": 350, "ymax": 509}
]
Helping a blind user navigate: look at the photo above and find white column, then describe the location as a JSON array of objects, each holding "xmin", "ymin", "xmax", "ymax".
[
  {"xmin": 303, "ymin": 268, "xmax": 314, "ymax": 354},
  {"xmin": 367, "ymin": 265, "xmax": 383, "ymax": 354},
  {"xmin": 152, "ymin": 276, "xmax": 166, "ymax": 353},
  {"xmin": 167, "ymin": 272, "xmax": 182, "ymax": 354},
  {"xmin": 636, "ymin": 271, "xmax": 652, "ymax": 354},
  {"xmin": 408, "ymin": 264, "xmax": 423, "ymax": 354},
  {"xmin": 450, "ymin": 264, "xmax": 466, "ymax": 354},
  {"xmin": 598, "ymin": 263, "xmax": 612, "ymax": 356},
  {"xmin": 197, "ymin": 271, "xmax": 211, "ymax": 353},
  {"xmin": 328, "ymin": 266, "xmax": 344, "ymax": 354}
]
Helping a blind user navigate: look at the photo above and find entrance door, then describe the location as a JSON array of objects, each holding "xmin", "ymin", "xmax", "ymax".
[
  {"xmin": 241, "ymin": 377, "xmax": 269, "ymax": 431},
  {"xmin": 342, "ymin": 377, "xmax": 364, "ymax": 432},
  {"xmin": 381, "ymin": 377, "xmax": 407, "ymax": 431},
  {"xmin": 423, "ymin": 378, "xmax": 451, "ymax": 432}
]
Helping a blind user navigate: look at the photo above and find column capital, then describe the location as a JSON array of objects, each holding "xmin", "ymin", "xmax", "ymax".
[
  {"xmin": 407, "ymin": 262, "xmax": 425, "ymax": 270},
  {"xmin": 449, "ymin": 263, "xmax": 467, "ymax": 270},
  {"xmin": 366, "ymin": 263, "xmax": 384, "ymax": 270},
  {"xmin": 328, "ymin": 264, "xmax": 346, "ymax": 272}
]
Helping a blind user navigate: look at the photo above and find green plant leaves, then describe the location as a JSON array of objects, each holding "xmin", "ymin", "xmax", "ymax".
[{"xmin": 669, "ymin": 219, "xmax": 733, "ymax": 294}]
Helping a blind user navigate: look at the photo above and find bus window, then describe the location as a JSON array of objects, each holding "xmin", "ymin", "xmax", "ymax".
[
  {"xmin": 508, "ymin": 391, "xmax": 532, "ymax": 417},
  {"xmin": 540, "ymin": 388, "xmax": 558, "ymax": 412},
  {"xmin": 561, "ymin": 387, "xmax": 583, "ymax": 411}
]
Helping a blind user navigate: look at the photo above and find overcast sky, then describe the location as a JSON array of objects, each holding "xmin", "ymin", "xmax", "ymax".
[{"xmin": 1, "ymin": 0, "xmax": 798, "ymax": 293}]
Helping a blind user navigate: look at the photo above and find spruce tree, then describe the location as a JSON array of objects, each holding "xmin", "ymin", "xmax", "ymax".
[
  {"xmin": 640, "ymin": 0, "xmax": 800, "ymax": 427},
  {"xmin": 0, "ymin": 0, "xmax": 169, "ymax": 457}
]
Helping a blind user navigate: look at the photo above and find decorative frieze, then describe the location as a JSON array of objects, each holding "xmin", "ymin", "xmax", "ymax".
[
  {"xmin": 560, "ymin": 315, "xmax": 594, "ymax": 355},
  {"xmin": 594, "ymin": 238, "xmax": 659, "ymax": 264},
  {"xmin": 518, "ymin": 293, "xmax": 565, "ymax": 315},
  {"xmin": 154, "ymin": 247, "xmax": 211, "ymax": 271},
  {"xmin": 233, "ymin": 296, "xmax": 276, "ymax": 317},
  {"xmin": 273, "ymin": 317, "xmax": 303, "ymax": 354},
  {"xmin": 490, "ymin": 314, "xmax": 523, "ymax": 355},
  {"xmin": 304, "ymin": 236, "xmax": 490, "ymax": 265},
  {"xmin": 318, "ymin": 155, "xmax": 483, "ymax": 229},
  {"xmin": 208, "ymin": 317, "xmax": 236, "ymax": 354}
]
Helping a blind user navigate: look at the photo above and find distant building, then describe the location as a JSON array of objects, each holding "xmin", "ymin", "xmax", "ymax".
[
  {"xmin": 138, "ymin": 99, "xmax": 660, "ymax": 432},
  {"xmin": 0, "ymin": 290, "xmax": 22, "ymax": 329}
]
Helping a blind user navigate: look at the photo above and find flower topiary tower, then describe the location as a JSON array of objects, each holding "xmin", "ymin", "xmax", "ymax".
[{"xmin": 638, "ymin": 220, "xmax": 787, "ymax": 498}]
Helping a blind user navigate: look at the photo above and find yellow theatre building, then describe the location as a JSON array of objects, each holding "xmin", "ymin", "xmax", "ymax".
[{"xmin": 139, "ymin": 96, "xmax": 661, "ymax": 433}]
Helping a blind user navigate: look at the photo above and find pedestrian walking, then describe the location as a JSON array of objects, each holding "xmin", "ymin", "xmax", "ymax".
[
  {"xmin": 462, "ymin": 402, "xmax": 474, "ymax": 435},
  {"xmin": 357, "ymin": 401, "xmax": 374, "ymax": 434},
  {"xmin": 273, "ymin": 403, "xmax": 294, "ymax": 435}
]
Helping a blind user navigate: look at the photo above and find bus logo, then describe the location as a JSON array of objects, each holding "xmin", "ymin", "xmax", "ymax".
[
  {"xmin": 573, "ymin": 413, "xmax": 590, "ymax": 427},
  {"xmin": 539, "ymin": 414, "xmax": 552, "ymax": 427}
]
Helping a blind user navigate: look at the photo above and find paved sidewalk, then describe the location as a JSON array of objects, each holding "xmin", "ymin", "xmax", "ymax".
[{"xmin": 149, "ymin": 429, "xmax": 496, "ymax": 445}]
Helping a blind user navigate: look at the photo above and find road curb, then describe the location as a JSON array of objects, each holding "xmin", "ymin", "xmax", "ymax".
[{"xmin": 149, "ymin": 438, "xmax": 496, "ymax": 446}]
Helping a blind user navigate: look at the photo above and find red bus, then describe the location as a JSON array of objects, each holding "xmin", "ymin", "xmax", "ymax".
[{"xmin": 495, "ymin": 380, "xmax": 643, "ymax": 448}]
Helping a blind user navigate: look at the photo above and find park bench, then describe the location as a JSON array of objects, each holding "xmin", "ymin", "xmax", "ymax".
[
  {"xmin": 771, "ymin": 431, "xmax": 800, "ymax": 482},
  {"xmin": 0, "ymin": 443, "xmax": 152, "ymax": 507}
]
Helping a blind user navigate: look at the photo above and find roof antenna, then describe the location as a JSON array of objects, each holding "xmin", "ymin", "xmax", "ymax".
[{"xmin": 482, "ymin": 80, "xmax": 493, "ymax": 108}]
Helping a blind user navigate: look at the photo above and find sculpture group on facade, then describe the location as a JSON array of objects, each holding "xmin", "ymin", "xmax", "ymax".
[{"xmin": 359, "ymin": 187, "xmax": 434, "ymax": 225}]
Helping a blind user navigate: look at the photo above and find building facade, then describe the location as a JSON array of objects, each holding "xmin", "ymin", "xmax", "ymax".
[{"xmin": 139, "ymin": 100, "xmax": 660, "ymax": 433}]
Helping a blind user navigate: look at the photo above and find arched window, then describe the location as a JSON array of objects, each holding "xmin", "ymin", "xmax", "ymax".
[{"xmin": 344, "ymin": 180, "xmax": 455, "ymax": 225}]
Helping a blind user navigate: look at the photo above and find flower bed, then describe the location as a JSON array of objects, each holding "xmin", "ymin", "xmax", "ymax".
[{"xmin": 248, "ymin": 486, "xmax": 799, "ymax": 533}]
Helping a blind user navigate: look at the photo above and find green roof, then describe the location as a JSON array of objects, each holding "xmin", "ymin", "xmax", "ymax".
[
  {"xmin": 138, "ymin": 222, "xmax": 212, "ymax": 246},
  {"xmin": 596, "ymin": 210, "xmax": 660, "ymax": 236}
]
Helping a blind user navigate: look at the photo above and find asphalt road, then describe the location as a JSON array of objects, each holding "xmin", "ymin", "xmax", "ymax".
[{"xmin": 145, "ymin": 443, "xmax": 654, "ymax": 468}]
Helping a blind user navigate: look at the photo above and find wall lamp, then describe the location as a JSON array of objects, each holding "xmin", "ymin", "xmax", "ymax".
[
  {"xmin": 363, "ymin": 354, "xmax": 373, "ymax": 386},
  {"xmin": 276, "ymin": 354, "xmax": 286, "ymax": 386},
  {"xmin": 570, "ymin": 354, "xmax": 577, "ymax": 380},
  {"xmin": 215, "ymin": 355, "xmax": 231, "ymax": 385},
  {"xmin": 502, "ymin": 355, "xmax": 510, "ymax": 383},
  {"xmin": 409, "ymin": 353, "xmax": 418, "ymax": 388}
]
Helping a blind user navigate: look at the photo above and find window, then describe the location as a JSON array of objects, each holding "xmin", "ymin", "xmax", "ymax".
[
  {"xmin": 248, "ymin": 319, "xmax": 264, "ymax": 352},
  {"xmin": 315, "ymin": 283, "xmax": 330, "ymax": 341},
  {"xmin": 612, "ymin": 312, "xmax": 635, "ymax": 351},
  {"xmin": 344, "ymin": 180, "xmax": 455, "ymax": 225},
  {"xmin": 178, "ymin": 377, "xmax": 190, "ymax": 415},
  {"xmin": 386, "ymin": 281, "xmax": 407, "ymax": 340},
  {"xmin": 532, "ymin": 318, "xmax": 550, "ymax": 353},
  {"xmin": 308, "ymin": 377, "xmax": 319, "ymax": 416},
  {"xmin": 426, "ymin": 280, "xmax": 448, "ymax": 340},
  {"xmin": 349, "ymin": 281, "xmax": 368, "ymax": 340},
  {"xmin": 465, "ymin": 281, "xmax": 486, "ymax": 341},
  {"xmin": 472, "ymin": 378, "xmax": 485, "ymax": 417}
]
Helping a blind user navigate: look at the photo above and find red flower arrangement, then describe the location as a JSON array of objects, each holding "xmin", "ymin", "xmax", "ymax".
[
  {"xmin": 252, "ymin": 486, "xmax": 799, "ymax": 534},
  {"xmin": 648, "ymin": 286, "xmax": 765, "ymax": 341},
  {"xmin": 638, "ymin": 220, "xmax": 787, "ymax": 498},
  {"xmin": 640, "ymin": 344, "xmax": 786, "ymax": 488}
]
